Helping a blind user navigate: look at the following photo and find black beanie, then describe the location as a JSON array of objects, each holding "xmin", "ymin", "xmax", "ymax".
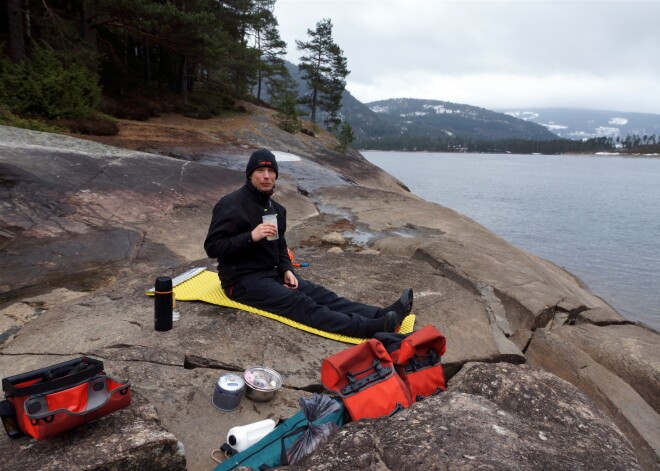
[{"xmin": 246, "ymin": 149, "xmax": 278, "ymax": 179}]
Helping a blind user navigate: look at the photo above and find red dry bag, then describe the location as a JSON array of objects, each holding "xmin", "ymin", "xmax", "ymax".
[
  {"xmin": 391, "ymin": 325, "xmax": 446, "ymax": 402},
  {"xmin": 321, "ymin": 339, "xmax": 411, "ymax": 420}
]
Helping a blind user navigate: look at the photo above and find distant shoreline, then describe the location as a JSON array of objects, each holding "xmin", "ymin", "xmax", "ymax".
[{"xmin": 359, "ymin": 149, "xmax": 660, "ymax": 158}]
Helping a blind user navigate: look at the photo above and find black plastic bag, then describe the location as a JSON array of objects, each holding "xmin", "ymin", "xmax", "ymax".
[{"xmin": 285, "ymin": 394, "xmax": 343, "ymax": 465}]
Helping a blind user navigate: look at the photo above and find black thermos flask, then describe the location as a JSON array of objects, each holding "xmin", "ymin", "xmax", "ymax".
[{"xmin": 154, "ymin": 276, "xmax": 173, "ymax": 331}]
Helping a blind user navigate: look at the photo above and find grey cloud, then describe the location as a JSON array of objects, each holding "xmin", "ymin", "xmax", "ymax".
[{"xmin": 275, "ymin": 0, "xmax": 660, "ymax": 113}]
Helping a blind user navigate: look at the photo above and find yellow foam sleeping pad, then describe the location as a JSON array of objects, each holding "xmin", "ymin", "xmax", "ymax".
[{"xmin": 146, "ymin": 268, "xmax": 416, "ymax": 344}]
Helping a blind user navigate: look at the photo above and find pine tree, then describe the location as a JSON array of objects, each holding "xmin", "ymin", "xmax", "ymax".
[
  {"xmin": 249, "ymin": 0, "xmax": 288, "ymax": 102},
  {"xmin": 335, "ymin": 120, "xmax": 355, "ymax": 152},
  {"xmin": 272, "ymin": 70, "xmax": 301, "ymax": 133},
  {"xmin": 321, "ymin": 45, "xmax": 348, "ymax": 128},
  {"xmin": 296, "ymin": 18, "xmax": 349, "ymax": 125}
]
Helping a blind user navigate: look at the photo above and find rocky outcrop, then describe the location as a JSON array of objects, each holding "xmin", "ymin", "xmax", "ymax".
[
  {"xmin": 289, "ymin": 363, "xmax": 641, "ymax": 471},
  {"xmin": 0, "ymin": 393, "xmax": 186, "ymax": 470},
  {"xmin": 527, "ymin": 327, "xmax": 660, "ymax": 470},
  {"xmin": 1, "ymin": 107, "xmax": 658, "ymax": 471}
]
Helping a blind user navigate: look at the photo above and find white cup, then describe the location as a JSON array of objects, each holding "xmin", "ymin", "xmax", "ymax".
[{"xmin": 262, "ymin": 214, "xmax": 279, "ymax": 241}]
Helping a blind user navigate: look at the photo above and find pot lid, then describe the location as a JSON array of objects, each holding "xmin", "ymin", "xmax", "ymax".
[{"xmin": 217, "ymin": 374, "xmax": 245, "ymax": 393}]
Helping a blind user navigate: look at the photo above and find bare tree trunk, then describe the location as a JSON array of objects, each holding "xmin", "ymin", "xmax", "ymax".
[
  {"xmin": 81, "ymin": 0, "xmax": 98, "ymax": 72},
  {"xmin": 181, "ymin": 55, "xmax": 188, "ymax": 103},
  {"xmin": 7, "ymin": 0, "xmax": 26, "ymax": 62},
  {"xmin": 179, "ymin": 0, "xmax": 188, "ymax": 102},
  {"xmin": 256, "ymin": 67, "xmax": 262, "ymax": 101},
  {"xmin": 81, "ymin": 0, "xmax": 98, "ymax": 49},
  {"xmin": 144, "ymin": 39, "xmax": 151, "ymax": 84},
  {"xmin": 310, "ymin": 89, "xmax": 318, "ymax": 124}
]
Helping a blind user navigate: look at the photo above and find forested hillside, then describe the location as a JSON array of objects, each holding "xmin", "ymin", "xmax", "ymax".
[
  {"xmin": 2, "ymin": 1, "xmax": 658, "ymax": 154},
  {"xmin": 2, "ymin": 1, "xmax": 286, "ymax": 116},
  {"xmin": 357, "ymin": 98, "xmax": 557, "ymax": 144},
  {"xmin": 0, "ymin": 0, "xmax": 350, "ymax": 143}
]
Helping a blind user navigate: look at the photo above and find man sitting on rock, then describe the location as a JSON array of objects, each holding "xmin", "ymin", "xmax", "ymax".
[{"xmin": 204, "ymin": 148, "xmax": 413, "ymax": 338}]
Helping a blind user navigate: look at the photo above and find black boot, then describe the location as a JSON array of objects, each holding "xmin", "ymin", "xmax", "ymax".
[
  {"xmin": 382, "ymin": 311, "xmax": 401, "ymax": 333},
  {"xmin": 399, "ymin": 288, "xmax": 413, "ymax": 316},
  {"xmin": 383, "ymin": 288, "xmax": 414, "ymax": 319}
]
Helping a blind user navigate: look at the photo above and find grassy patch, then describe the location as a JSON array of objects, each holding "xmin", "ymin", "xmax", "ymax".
[
  {"xmin": 56, "ymin": 113, "xmax": 119, "ymax": 136},
  {"xmin": 0, "ymin": 106, "xmax": 63, "ymax": 133}
]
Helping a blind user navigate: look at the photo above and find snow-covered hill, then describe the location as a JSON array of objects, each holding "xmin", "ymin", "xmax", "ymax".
[{"xmin": 500, "ymin": 108, "xmax": 660, "ymax": 140}]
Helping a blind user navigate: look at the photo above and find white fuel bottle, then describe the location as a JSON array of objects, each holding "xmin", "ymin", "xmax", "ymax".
[{"xmin": 226, "ymin": 418, "xmax": 277, "ymax": 452}]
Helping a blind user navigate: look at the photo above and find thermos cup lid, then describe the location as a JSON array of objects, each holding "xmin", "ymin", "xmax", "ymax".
[{"xmin": 155, "ymin": 276, "xmax": 172, "ymax": 292}]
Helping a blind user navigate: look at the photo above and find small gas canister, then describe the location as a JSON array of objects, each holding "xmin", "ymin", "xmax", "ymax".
[{"xmin": 212, "ymin": 374, "xmax": 245, "ymax": 411}]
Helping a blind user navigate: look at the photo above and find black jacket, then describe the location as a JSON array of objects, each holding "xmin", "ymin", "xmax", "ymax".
[{"xmin": 204, "ymin": 182, "xmax": 293, "ymax": 286}]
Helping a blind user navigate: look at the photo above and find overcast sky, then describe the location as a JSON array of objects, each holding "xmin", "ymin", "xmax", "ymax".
[{"xmin": 273, "ymin": 0, "xmax": 660, "ymax": 114}]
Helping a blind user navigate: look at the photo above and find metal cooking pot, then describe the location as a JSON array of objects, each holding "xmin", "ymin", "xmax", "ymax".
[{"xmin": 243, "ymin": 367, "xmax": 282, "ymax": 402}]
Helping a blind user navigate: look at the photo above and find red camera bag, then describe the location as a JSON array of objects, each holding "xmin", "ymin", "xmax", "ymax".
[
  {"xmin": 321, "ymin": 339, "xmax": 411, "ymax": 420},
  {"xmin": 2, "ymin": 357, "xmax": 131, "ymax": 440}
]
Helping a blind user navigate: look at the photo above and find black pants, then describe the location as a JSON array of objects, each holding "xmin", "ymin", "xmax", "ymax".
[{"xmin": 225, "ymin": 273, "xmax": 388, "ymax": 338}]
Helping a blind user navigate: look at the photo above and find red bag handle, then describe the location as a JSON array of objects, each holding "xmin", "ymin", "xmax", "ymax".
[
  {"xmin": 321, "ymin": 339, "xmax": 393, "ymax": 392},
  {"xmin": 2, "ymin": 357, "xmax": 103, "ymax": 397},
  {"xmin": 397, "ymin": 326, "xmax": 446, "ymax": 364}
]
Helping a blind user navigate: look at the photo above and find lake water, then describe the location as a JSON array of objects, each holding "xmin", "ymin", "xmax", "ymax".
[{"xmin": 363, "ymin": 151, "xmax": 660, "ymax": 330}]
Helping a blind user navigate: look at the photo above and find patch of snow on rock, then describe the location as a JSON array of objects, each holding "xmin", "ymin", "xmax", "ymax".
[
  {"xmin": 424, "ymin": 104, "xmax": 457, "ymax": 114},
  {"xmin": 541, "ymin": 122, "xmax": 568, "ymax": 130},
  {"xmin": 594, "ymin": 126, "xmax": 620, "ymax": 137},
  {"xmin": 493, "ymin": 424, "xmax": 508, "ymax": 435},
  {"xmin": 370, "ymin": 105, "xmax": 389, "ymax": 113},
  {"xmin": 505, "ymin": 111, "xmax": 540, "ymax": 120},
  {"xmin": 271, "ymin": 151, "xmax": 301, "ymax": 162},
  {"xmin": 609, "ymin": 117, "xmax": 628, "ymax": 126}
]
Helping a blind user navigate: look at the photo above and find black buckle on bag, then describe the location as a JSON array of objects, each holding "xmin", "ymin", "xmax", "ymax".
[
  {"xmin": 1, "ymin": 400, "xmax": 25, "ymax": 439},
  {"xmin": 341, "ymin": 359, "xmax": 392, "ymax": 395},
  {"xmin": 415, "ymin": 386, "xmax": 444, "ymax": 402},
  {"xmin": 387, "ymin": 403, "xmax": 405, "ymax": 417},
  {"xmin": 404, "ymin": 349, "xmax": 440, "ymax": 373}
]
